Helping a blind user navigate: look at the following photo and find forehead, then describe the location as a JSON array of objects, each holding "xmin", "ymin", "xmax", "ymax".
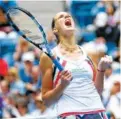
[{"xmin": 54, "ymin": 12, "xmax": 70, "ymax": 19}]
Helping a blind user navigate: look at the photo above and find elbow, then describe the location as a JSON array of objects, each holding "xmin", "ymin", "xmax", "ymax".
[{"xmin": 42, "ymin": 95, "xmax": 53, "ymax": 107}]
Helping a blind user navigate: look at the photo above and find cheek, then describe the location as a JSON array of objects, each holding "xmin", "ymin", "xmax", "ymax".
[
  {"xmin": 60, "ymin": 19, "xmax": 64, "ymax": 24},
  {"xmin": 57, "ymin": 20, "xmax": 64, "ymax": 29},
  {"xmin": 71, "ymin": 19, "xmax": 75, "ymax": 27}
]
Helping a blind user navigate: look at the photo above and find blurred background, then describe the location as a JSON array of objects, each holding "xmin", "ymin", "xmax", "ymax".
[{"xmin": 0, "ymin": 0, "xmax": 120, "ymax": 119}]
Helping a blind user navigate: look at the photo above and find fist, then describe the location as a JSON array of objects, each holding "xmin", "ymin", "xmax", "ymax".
[
  {"xmin": 60, "ymin": 70, "xmax": 72, "ymax": 87},
  {"xmin": 98, "ymin": 55, "xmax": 113, "ymax": 71}
]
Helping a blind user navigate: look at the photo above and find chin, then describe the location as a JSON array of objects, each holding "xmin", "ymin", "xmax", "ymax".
[
  {"xmin": 64, "ymin": 25, "xmax": 75, "ymax": 30},
  {"xmin": 64, "ymin": 29, "xmax": 75, "ymax": 37},
  {"xmin": 66, "ymin": 27, "xmax": 75, "ymax": 33}
]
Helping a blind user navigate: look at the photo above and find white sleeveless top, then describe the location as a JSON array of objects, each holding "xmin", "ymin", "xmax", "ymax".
[{"xmin": 49, "ymin": 46, "xmax": 105, "ymax": 117}]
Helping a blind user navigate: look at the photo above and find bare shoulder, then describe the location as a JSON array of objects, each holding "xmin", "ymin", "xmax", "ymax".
[
  {"xmin": 40, "ymin": 46, "xmax": 57, "ymax": 63},
  {"xmin": 40, "ymin": 53, "xmax": 52, "ymax": 73},
  {"xmin": 40, "ymin": 47, "xmax": 57, "ymax": 74}
]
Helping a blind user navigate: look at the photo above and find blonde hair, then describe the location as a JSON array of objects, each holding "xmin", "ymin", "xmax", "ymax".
[{"xmin": 8, "ymin": 67, "xmax": 19, "ymax": 80}]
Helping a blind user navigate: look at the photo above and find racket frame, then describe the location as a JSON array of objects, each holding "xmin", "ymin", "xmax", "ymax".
[{"xmin": 7, "ymin": 7, "xmax": 63, "ymax": 71}]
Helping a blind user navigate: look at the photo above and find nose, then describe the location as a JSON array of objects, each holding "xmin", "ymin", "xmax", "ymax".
[{"xmin": 65, "ymin": 16, "xmax": 70, "ymax": 19}]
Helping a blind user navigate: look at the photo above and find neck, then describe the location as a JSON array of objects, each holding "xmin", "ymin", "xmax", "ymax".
[
  {"xmin": 59, "ymin": 35, "xmax": 78, "ymax": 52},
  {"xmin": 59, "ymin": 34, "xmax": 76, "ymax": 46}
]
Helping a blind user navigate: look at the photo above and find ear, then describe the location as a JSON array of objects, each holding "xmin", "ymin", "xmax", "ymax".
[{"xmin": 53, "ymin": 28, "xmax": 58, "ymax": 35}]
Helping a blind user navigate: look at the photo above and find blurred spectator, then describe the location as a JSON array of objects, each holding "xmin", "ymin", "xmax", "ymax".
[
  {"xmin": 2, "ymin": 93, "xmax": 20, "ymax": 118},
  {"xmin": 6, "ymin": 67, "xmax": 26, "ymax": 95},
  {"xmin": 82, "ymin": 37, "xmax": 107, "ymax": 66},
  {"xmin": 113, "ymin": 40, "xmax": 120, "ymax": 63},
  {"xmin": 94, "ymin": 12, "xmax": 120, "ymax": 56},
  {"xmin": 27, "ymin": 92, "xmax": 37, "ymax": 114},
  {"xmin": 106, "ymin": 3, "xmax": 116, "ymax": 27},
  {"xmin": 0, "ymin": 79, "xmax": 8, "ymax": 118},
  {"xmin": 18, "ymin": 51, "xmax": 35, "ymax": 83},
  {"xmin": 94, "ymin": 12, "xmax": 108, "ymax": 28},
  {"xmin": 30, "ymin": 92, "xmax": 54, "ymax": 117},
  {"xmin": 0, "ymin": 0, "xmax": 18, "ymax": 12},
  {"xmin": 114, "ymin": 7, "xmax": 120, "ymax": 26},
  {"xmin": 0, "ymin": 7, "xmax": 8, "ymax": 28},
  {"xmin": 0, "ymin": 1, "xmax": 18, "ymax": 66},
  {"xmin": 25, "ymin": 66, "xmax": 41, "ymax": 93},
  {"xmin": 110, "ymin": 80, "xmax": 120, "ymax": 96},
  {"xmin": 30, "ymin": 93, "xmax": 46, "ymax": 116},
  {"xmin": 106, "ymin": 92, "xmax": 121, "ymax": 119},
  {"xmin": 102, "ymin": 74, "xmax": 120, "ymax": 118},
  {"xmin": 14, "ymin": 38, "xmax": 33, "ymax": 65},
  {"xmin": 91, "ymin": 0, "xmax": 106, "ymax": 16},
  {"xmin": 0, "ymin": 31, "xmax": 18, "ymax": 67},
  {"xmin": 25, "ymin": 66, "xmax": 42, "ymax": 113},
  {"xmin": 15, "ymin": 95, "xmax": 30, "ymax": 117},
  {"xmin": 0, "ymin": 58, "xmax": 8, "ymax": 80},
  {"xmin": 0, "ymin": 80, "xmax": 10, "ymax": 99},
  {"xmin": 0, "ymin": 96, "xmax": 3, "ymax": 118},
  {"xmin": 0, "ymin": 79, "xmax": 10, "ymax": 118}
]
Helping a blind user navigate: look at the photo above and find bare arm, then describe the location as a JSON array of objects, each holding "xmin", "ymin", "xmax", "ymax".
[
  {"xmin": 94, "ymin": 71, "xmax": 105, "ymax": 95},
  {"xmin": 40, "ymin": 53, "xmax": 72, "ymax": 106},
  {"xmin": 13, "ymin": 45, "xmax": 22, "ymax": 61},
  {"xmin": 94, "ymin": 55, "xmax": 112, "ymax": 95}
]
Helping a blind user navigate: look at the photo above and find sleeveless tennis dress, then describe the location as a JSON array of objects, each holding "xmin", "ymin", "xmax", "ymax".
[{"xmin": 49, "ymin": 46, "xmax": 108, "ymax": 119}]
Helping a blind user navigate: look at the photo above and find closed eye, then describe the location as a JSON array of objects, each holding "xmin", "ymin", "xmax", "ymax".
[
  {"xmin": 58, "ymin": 14, "xmax": 64, "ymax": 19},
  {"xmin": 65, "ymin": 15, "xmax": 71, "ymax": 19},
  {"xmin": 59, "ymin": 14, "xmax": 71, "ymax": 19}
]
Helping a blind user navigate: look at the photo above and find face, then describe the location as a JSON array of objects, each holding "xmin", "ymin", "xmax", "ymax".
[
  {"xmin": 31, "ymin": 66, "xmax": 39, "ymax": 81},
  {"xmin": 111, "ymin": 82, "xmax": 120, "ymax": 95},
  {"xmin": 1, "ymin": 81, "xmax": 9, "ymax": 94},
  {"xmin": 54, "ymin": 12, "xmax": 75, "ymax": 36},
  {"xmin": 17, "ymin": 104, "xmax": 27, "ymax": 116},
  {"xmin": 24, "ymin": 61, "xmax": 33, "ymax": 71},
  {"xmin": 7, "ymin": 73, "xmax": 15, "ymax": 83}
]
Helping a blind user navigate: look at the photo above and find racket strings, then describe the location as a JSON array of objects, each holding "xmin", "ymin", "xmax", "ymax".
[{"xmin": 9, "ymin": 9, "xmax": 44, "ymax": 45}]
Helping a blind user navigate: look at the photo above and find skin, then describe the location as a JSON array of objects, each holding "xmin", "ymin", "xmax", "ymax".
[{"xmin": 40, "ymin": 12, "xmax": 112, "ymax": 106}]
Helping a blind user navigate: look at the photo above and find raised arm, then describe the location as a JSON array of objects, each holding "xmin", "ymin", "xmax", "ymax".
[
  {"xmin": 40, "ymin": 53, "xmax": 72, "ymax": 106},
  {"xmin": 94, "ymin": 55, "xmax": 112, "ymax": 95}
]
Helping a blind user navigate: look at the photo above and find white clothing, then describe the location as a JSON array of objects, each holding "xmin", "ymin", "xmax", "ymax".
[{"xmin": 50, "ymin": 46, "xmax": 105, "ymax": 116}]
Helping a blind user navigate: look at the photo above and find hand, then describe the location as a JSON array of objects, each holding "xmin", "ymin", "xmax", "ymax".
[
  {"xmin": 26, "ymin": 83, "xmax": 33, "ymax": 90},
  {"xmin": 98, "ymin": 55, "xmax": 113, "ymax": 72},
  {"xmin": 60, "ymin": 70, "xmax": 72, "ymax": 87}
]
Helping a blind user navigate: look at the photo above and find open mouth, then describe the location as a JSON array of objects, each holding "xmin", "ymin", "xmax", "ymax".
[{"xmin": 65, "ymin": 19, "xmax": 72, "ymax": 27}]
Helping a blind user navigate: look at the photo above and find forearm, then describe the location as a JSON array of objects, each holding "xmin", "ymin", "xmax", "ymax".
[
  {"xmin": 13, "ymin": 52, "xmax": 21, "ymax": 61},
  {"xmin": 42, "ymin": 84, "xmax": 66, "ymax": 106},
  {"xmin": 94, "ymin": 70, "xmax": 105, "ymax": 95},
  {"xmin": 94, "ymin": 55, "xmax": 112, "ymax": 95}
]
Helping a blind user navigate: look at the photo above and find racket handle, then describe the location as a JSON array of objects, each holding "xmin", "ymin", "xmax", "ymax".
[{"xmin": 52, "ymin": 58, "xmax": 64, "ymax": 71}]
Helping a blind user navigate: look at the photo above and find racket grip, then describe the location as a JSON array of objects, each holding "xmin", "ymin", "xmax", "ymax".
[{"xmin": 52, "ymin": 58, "xmax": 64, "ymax": 71}]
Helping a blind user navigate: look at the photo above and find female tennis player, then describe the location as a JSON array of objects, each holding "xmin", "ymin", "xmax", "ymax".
[{"xmin": 40, "ymin": 12, "xmax": 112, "ymax": 119}]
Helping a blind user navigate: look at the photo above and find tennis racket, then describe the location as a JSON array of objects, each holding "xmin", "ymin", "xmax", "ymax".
[{"xmin": 6, "ymin": 7, "xmax": 63, "ymax": 71}]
